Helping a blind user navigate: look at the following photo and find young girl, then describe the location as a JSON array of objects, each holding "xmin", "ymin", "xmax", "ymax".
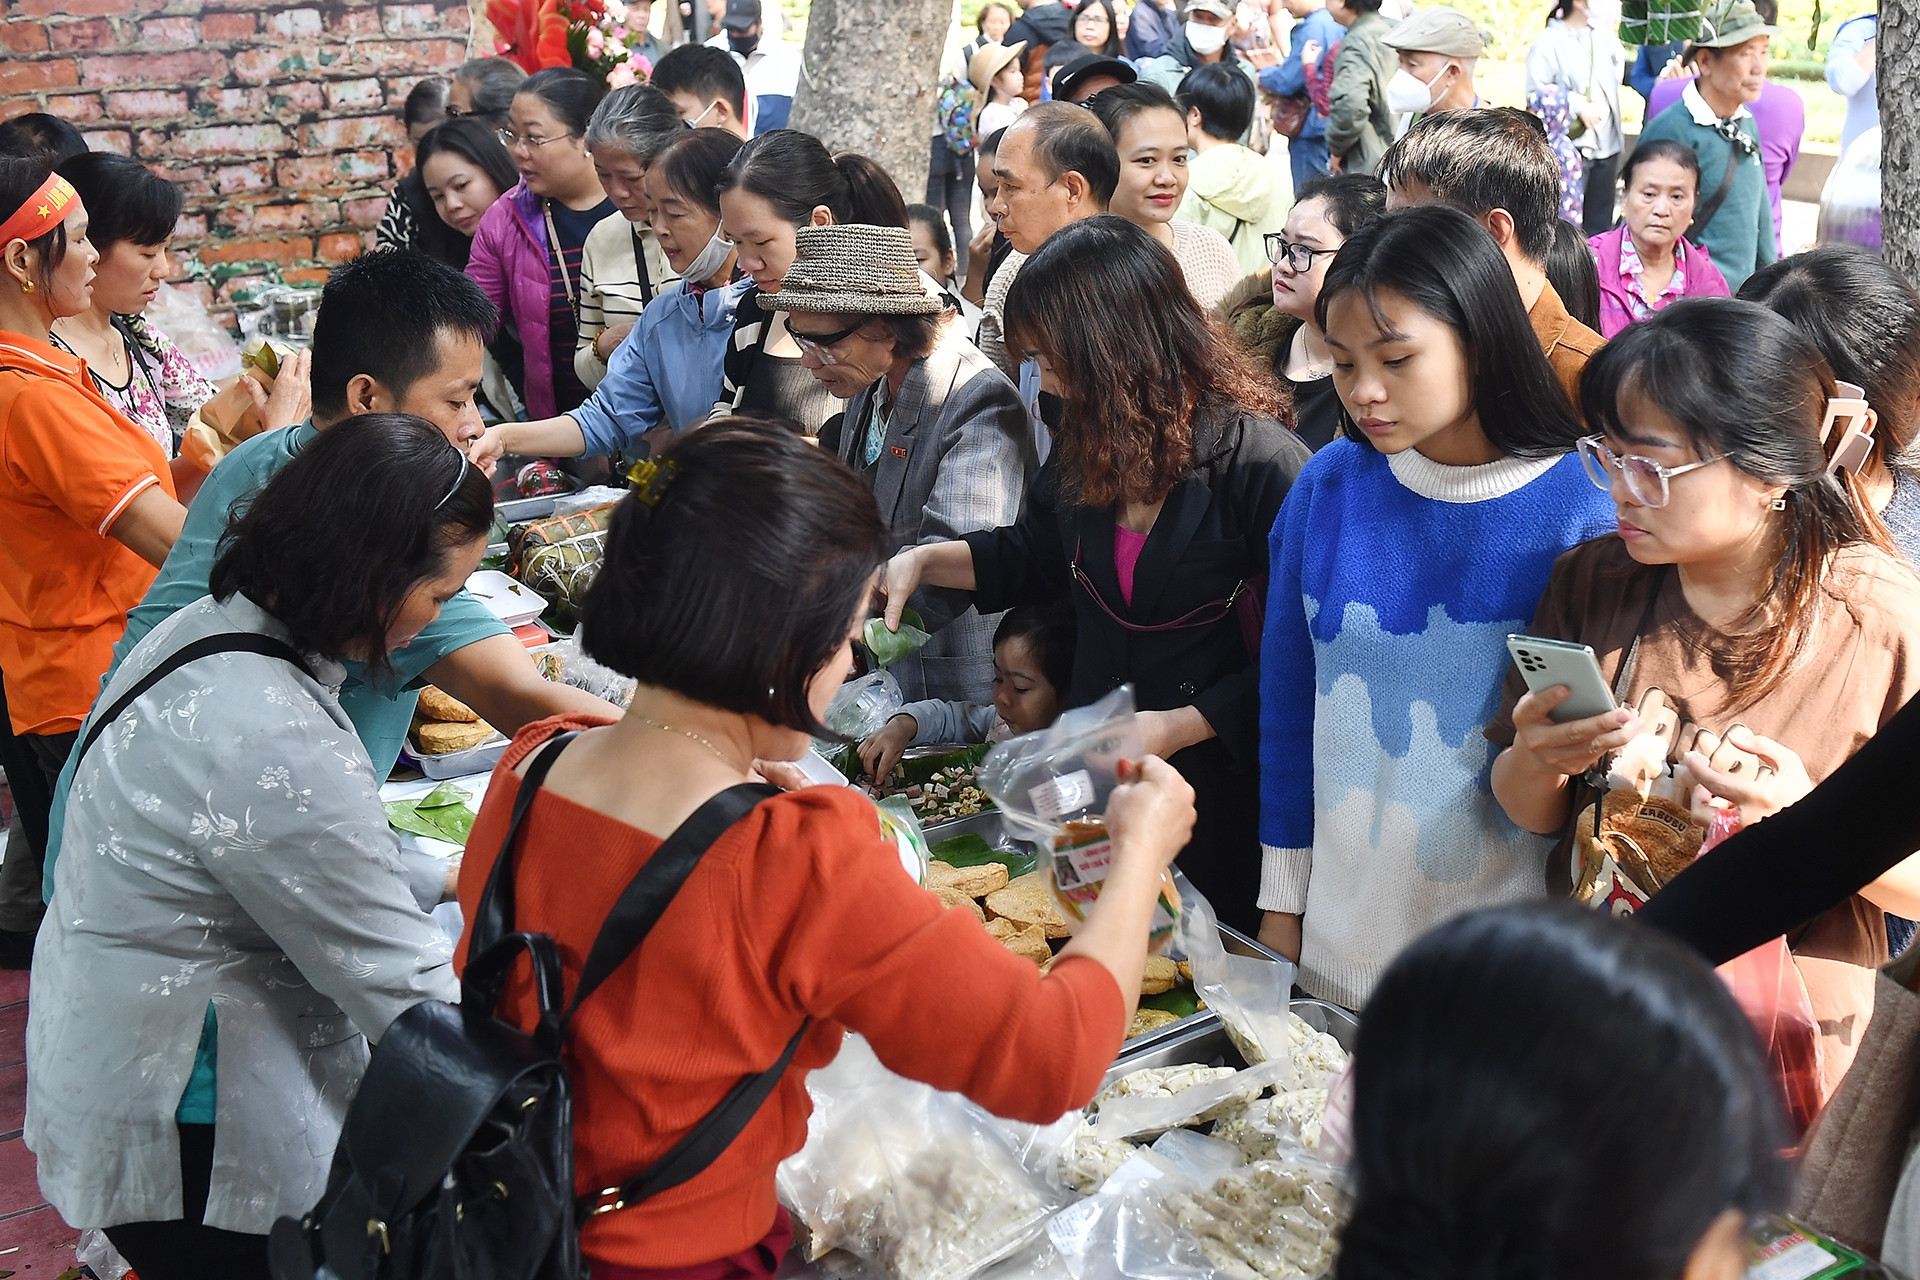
[
  {"xmin": 906, "ymin": 203, "xmax": 983, "ymax": 333},
  {"xmin": 1487, "ymin": 297, "xmax": 1920, "ymax": 1095},
  {"xmin": 971, "ymin": 42, "xmax": 1030, "ymax": 140},
  {"xmin": 858, "ymin": 604, "xmax": 1075, "ymax": 781},
  {"xmin": 1258, "ymin": 204, "xmax": 1616, "ymax": 1010}
]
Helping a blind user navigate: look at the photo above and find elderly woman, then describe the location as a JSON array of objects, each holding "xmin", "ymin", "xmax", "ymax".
[
  {"xmin": 26, "ymin": 414, "xmax": 488, "ymax": 1279},
  {"xmin": 880, "ymin": 216, "xmax": 1309, "ymax": 933},
  {"xmin": 455, "ymin": 420, "xmax": 1196, "ymax": 1279},
  {"xmin": 1589, "ymin": 138, "xmax": 1731, "ymax": 337},
  {"xmin": 781, "ymin": 223, "xmax": 1031, "ymax": 704},
  {"xmin": 575, "ymin": 84, "xmax": 687, "ymax": 390}
]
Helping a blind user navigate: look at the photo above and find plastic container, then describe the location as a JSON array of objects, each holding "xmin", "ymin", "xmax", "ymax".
[{"xmin": 466, "ymin": 570, "xmax": 547, "ymax": 628}]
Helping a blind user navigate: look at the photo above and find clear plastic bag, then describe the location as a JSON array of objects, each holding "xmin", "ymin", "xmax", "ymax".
[
  {"xmin": 551, "ymin": 484, "xmax": 627, "ymax": 517},
  {"xmin": 979, "ymin": 686, "xmax": 1177, "ymax": 942},
  {"xmin": 145, "ymin": 282, "xmax": 241, "ymax": 382},
  {"xmin": 531, "ymin": 634, "xmax": 637, "ymax": 707},
  {"xmin": 779, "ymin": 1035, "xmax": 1065, "ymax": 1280},
  {"xmin": 1093, "ymin": 1059, "xmax": 1293, "ymax": 1141},
  {"xmin": 815, "ymin": 671, "xmax": 907, "ymax": 778},
  {"xmin": 1172, "ymin": 881, "xmax": 1295, "ymax": 1066},
  {"xmin": 876, "ymin": 795, "xmax": 933, "ymax": 885}
]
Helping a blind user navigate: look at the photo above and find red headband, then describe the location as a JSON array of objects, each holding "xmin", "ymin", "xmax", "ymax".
[{"xmin": 0, "ymin": 174, "xmax": 78, "ymax": 247}]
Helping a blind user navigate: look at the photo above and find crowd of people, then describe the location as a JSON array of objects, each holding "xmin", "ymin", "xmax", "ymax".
[{"xmin": 0, "ymin": 0, "xmax": 1912, "ymax": 1277}]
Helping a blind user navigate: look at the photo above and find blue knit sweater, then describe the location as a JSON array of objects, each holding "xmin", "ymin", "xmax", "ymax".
[{"xmin": 1257, "ymin": 439, "xmax": 1616, "ymax": 1007}]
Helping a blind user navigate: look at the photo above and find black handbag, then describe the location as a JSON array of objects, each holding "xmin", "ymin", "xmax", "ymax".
[{"xmin": 269, "ymin": 732, "xmax": 808, "ymax": 1280}]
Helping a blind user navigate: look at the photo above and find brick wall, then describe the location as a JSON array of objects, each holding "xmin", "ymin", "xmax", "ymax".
[{"xmin": 0, "ymin": 0, "xmax": 478, "ymax": 314}]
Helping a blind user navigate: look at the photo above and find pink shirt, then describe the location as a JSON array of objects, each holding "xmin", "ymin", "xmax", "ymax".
[{"xmin": 1115, "ymin": 526, "xmax": 1148, "ymax": 607}]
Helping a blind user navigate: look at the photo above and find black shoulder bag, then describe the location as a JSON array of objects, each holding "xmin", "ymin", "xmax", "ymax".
[
  {"xmin": 75, "ymin": 632, "xmax": 315, "ymax": 767},
  {"xmin": 269, "ymin": 733, "xmax": 809, "ymax": 1280},
  {"xmin": 1687, "ymin": 139, "xmax": 1744, "ymax": 242}
]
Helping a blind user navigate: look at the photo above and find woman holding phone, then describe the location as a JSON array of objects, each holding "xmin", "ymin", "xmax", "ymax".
[{"xmin": 1486, "ymin": 297, "xmax": 1920, "ymax": 1096}]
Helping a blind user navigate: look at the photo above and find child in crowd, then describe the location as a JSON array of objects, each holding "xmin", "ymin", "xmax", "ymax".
[
  {"xmin": 971, "ymin": 42, "xmax": 1031, "ymax": 140},
  {"xmin": 906, "ymin": 203, "xmax": 983, "ymax": 332},
  {"xmin": 1258, "ymin": 204, "xmax": 1615, "ymax": 1011},
  {"xmin": 858, "ymin": 604, "xmax": 1075, "ymax": 781}
]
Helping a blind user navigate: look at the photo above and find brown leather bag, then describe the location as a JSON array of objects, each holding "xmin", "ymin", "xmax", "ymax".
[{"xmin": 1271, "ymin": 93, "xmax": 1311, "ymax": 140}]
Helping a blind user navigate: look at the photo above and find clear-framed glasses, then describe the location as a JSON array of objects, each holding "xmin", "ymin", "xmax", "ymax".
[
  {"xmin": 1263, "ymin": 233, "xmax": 1339, "ymax": 272},
  {"xmin": 1577, "ymin": 434, "xmax": 1728, "ymax": 509},
  {"xmin": 496, "ymin": 127, "xmax": 577, "ymax": 152},
  {"xmin": 790, "ymin": 318, "xmax": 867, "ymax": 365}
]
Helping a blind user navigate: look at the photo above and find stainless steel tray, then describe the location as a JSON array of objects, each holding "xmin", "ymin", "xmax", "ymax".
[
  {"xmin": 1102, "ymin": 997, "xmax": 1357, "ymax": 1087},
  {"xmin": 1113, "ymin": 924, "xmax": 1301, "ymax": 1061}
]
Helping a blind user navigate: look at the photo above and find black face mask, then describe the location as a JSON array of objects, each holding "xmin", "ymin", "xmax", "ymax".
[{"xmin": 728, "ymin": 31, "xmax": 760, "ymax": 55}]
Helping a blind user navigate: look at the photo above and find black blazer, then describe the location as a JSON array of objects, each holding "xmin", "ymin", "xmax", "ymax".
[{"xmin": 965, "ymin": 407, "xmax": 1310, "ymax": 774}]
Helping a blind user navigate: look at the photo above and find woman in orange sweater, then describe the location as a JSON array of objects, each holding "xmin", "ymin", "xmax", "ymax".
[{"xmin": 455, "ymin": 419, "xmax": 1195, "ymax": 1280}]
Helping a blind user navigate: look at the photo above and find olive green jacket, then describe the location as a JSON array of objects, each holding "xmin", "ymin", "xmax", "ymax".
[{"xmin": 1324, "ymin": 10, "xmax": 1398, "ymax": 175}]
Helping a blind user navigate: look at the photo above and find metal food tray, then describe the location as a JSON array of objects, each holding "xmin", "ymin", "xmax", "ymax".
[
  {"xmin": 400, "ymin": 733, "xmax": 510, "ymax": 780},
  {"xmin": 1102, "ymin": 997, "xmax": 1359, "ymax": 1088},
  {"xmin": 495, "ymin": 495, "xmax": 559, "ymax": 523}
]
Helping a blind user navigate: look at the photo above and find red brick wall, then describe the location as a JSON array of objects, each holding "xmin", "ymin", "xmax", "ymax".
[{"xmin": 0, "ymin": 0, "xmax": 477, "ymax": 314}]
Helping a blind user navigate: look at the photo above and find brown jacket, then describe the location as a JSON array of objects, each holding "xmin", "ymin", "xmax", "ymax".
[{"xmin": 1529, "ymin": 281, "xmax": 1606, "ymax": 413}]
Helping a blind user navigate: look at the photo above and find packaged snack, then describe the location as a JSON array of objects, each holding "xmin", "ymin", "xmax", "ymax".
[{"xmin": 978, "ymin": 686, "xmax": 1179, "ymax": 943}]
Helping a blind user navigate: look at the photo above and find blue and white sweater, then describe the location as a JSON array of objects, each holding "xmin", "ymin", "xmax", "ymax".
[{"xmin": 1258, "ymin": 439, "xmax": 1616, "ymax": 1008}]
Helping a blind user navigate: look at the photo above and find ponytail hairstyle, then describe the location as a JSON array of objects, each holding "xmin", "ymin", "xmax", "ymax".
[
  {"xmin": 717, "ymin": 129, "xmax": 909, "ymax": 228},
  {"xmin": 1740, "ymin": 243, "xmax": 1920, "ymax": 483},
  {"xmin": 1340, "ymin": 901, "xmax": 1787, "ymax": 1280},
  {"xmin": 1317, "ymin": 204, "xmax": 1584, "ymax": 457},
  {"xmin": 1581, "ymin": 296, "xmax": 1897, "ymax": 710}
]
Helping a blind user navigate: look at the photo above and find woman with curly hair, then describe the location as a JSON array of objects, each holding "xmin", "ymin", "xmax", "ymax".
[{"xmin": 877, "ymin": 215, "xmax": 1309, "ymax": 931}]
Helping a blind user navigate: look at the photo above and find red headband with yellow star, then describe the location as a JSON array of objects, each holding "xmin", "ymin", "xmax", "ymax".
[{"xmin": 0, "ymin": 174, "xmax": 78, "ymax": 247}]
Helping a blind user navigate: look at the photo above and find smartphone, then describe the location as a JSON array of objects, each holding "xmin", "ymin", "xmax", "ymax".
[{"xmin": 1507, "ymin": 635, "xmax": 1617, "ymax": 724}]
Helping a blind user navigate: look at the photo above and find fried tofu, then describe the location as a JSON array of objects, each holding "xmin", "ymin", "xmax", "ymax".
[
  {"xmin": 1141, "ymin": 955, "xmax": 1180, "ymax": 996},
  {"xmin": 985, "ymin": 917, "xmax": 1053, "ymax": 964},
  {"xmin": 417, "ymin": 685, "xmax": 480, "ymax": 723},
  {"xmin": 414, "ymin": 719, "xmax": 496, "ymax": 754},
  {"xmin": 926, "ymin": 859, "xmax": 1010, "ymax": 898},
  {"xmin": 985, "ymin": 873, "xmax": 1071, "ymax": 939},
  {"xmin": 1126, "ymin": 1007, "xmax": 1181, "ymax": 1039},
  {"xmin": 933, "ymin": 885, "xmax": 987, "ymax": 921}
]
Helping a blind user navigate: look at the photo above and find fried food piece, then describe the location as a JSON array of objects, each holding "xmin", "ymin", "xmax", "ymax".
[
  {"xmin": 926, "ymin": 859, "xmax": 1010, "ymax": 898},
  {"xmin": 984, "ymin": 917, "xmax": 1052, "ymax": 964},
  {"xmin": 985, "ymin": 872, "xmax": 1071, "ymax": 939},
  {"xmin": 1141, "ymin": 955, "xmax": 1180, "ymax": 996},
  {"xmin": 1126, "ymin": 1007, "xmax": 1181, "ymax": 1039},
  {"xmin": 416, "ymin": 685, "xmax": 480, "ymax": 723},
  {"xmin": 933, "ymin": 885, "xmax": 987, "ymax": 921},
  {"xmin": 415, "ymin": 719, "xmax": 497, "ymax": 754},
  {"xmin": 1177, "ymin": 960, "xmax": 1193, "ymax": 982}
]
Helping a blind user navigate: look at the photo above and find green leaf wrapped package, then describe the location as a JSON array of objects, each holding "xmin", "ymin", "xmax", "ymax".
[
  {"xmin": 863, "ymin": 608, "xmax": 930, "ymax": 668},
  {"xmin": 385, "ymin": 782, "xmax": 479, "ymax": 845}
]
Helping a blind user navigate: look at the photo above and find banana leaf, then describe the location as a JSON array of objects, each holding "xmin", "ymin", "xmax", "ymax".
[
  {"xmin": 928, "ymin": 832, "xmax": 1037, "ymax": 878},
  {"xmin": 895, "ymin": 741, "xmax": 992, "ymax": 787},
  {"xmin": 1139, "ymin": 987, "xmax": 1203, "ymax": 1019},
  {"xmin": 385, "ymin": 785, "xmax": 478, "ymax": 844},
  {"xmin": 863, "ymin": 608, "xmax": 930, "ymax": 668}
]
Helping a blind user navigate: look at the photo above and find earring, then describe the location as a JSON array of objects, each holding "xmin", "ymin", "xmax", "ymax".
[
  {"xmin": 1770, "ymin": 497, "xmax": 1787, "ymax": 511},
  {"xmin": 19, "ymin": 280, "xmax": 31, "ymax": 294}
]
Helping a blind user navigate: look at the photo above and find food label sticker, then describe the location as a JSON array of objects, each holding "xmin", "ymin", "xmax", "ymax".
[
  {"xmin": 1745, "ymin": 1240, "xmax": 1838, "ymax": 1280},
  {"xmin": 1029, "ymin": 769, "xmax": 1095, "ymax": 820}
]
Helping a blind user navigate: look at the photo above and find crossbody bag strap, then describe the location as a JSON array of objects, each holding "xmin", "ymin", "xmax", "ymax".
[
  {"xmin": 468, "ymin": 730, "xmax": 579, "ymax": 962},
  {"xmin": 1687, "ymin": 140, "xmax": 1743, "ymax": 242},
  {"xmin": 76, "ymin": 633, "xmax": 315, "ymax": 768},
  {"xmin": 631, "ymin": 227, "xmax": 655, "ymax": 307}
]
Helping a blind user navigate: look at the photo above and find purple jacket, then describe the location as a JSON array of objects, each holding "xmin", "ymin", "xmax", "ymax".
[
  {"xmin": 466, "ymin": 180, "xmax": 560, "ymax": 420},
  {"xmin": 1645, "ymin": 77, "xmax": 1802, "ymax": 255},
  {"xmin": 1589, "ymin": 223, "xmax": 1731, "ymax": 339}
]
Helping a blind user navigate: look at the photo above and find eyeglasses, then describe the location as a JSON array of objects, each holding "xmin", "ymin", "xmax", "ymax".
[
  {"xmin": 1577, "ymin": 434, "xmax": 1728, "ymax": 509},
  {"xmin": 790, "ymin": 319, "xmax": 868, "ymax": 364},
  {"xmin": 496, "ymin": 127, "xmax": 577, "ymax": 151},
  {"xmin": 1264, "ymin": 234, "xmax": 1339, "ymax": 272}
]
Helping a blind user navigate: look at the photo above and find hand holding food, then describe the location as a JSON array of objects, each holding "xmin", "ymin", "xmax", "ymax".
[
  {"xmin": 858, "ymin": 713, "xmax": 919, "ymax": 783},
  {"xmin": 466, "ymin": 424, "xmax": 510, "ymax": 477}
]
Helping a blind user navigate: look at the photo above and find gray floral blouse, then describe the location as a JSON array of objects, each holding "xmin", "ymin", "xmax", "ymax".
[{"xmin": 25, "ymin": 593, "xmax": 458, "ymax": 1234}]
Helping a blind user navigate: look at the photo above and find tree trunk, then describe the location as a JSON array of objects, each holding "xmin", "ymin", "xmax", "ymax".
[
  {"xmin": 788, "ymin": 0, "xmax": 950, "ymax": 207},
  {"xmin": 1881, "ymin": 0, "xmax": 1916, "ymax": 281}
]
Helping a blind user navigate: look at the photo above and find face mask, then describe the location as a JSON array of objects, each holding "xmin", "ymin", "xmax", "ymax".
[
  {"xmin": 1587, "ymin": 0, "xmax": 1623, "ymax": 26},
  {"xmin": 1385, "ymin": 63, "xmax": 1448, "ymax": 115},
  {"xmin": 1184, "ymin": 19, "xmax": 1229, "ymax": 53},
  {"xmin": 680, "ymin": 226, "xmax": 735, "ymax": 282},
  {"xmin": 727, "ymin": 31, "xmax": 760, "ymax": 55}
]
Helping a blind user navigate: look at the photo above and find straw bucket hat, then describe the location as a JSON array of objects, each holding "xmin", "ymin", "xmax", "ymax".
[
  {"xmin": 759, "ymin": 225, "xmax": 945, "ymax": 315},
  {"xmin": 969, "ymin": 40, "xmax": 1028, "ymax": 94}
]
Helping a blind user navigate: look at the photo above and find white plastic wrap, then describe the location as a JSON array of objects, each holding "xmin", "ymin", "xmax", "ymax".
[
  {"xmin": 779, "ymin": 1035, "xmax": 1067, "ymax": 1280},
  {"xmin": 1173, "ymin": 883, "xmax": 1294, "ymax": 1066},
  {"xmin": 144, "ymin": 282, "xmax": 242, "ymax": 382}
]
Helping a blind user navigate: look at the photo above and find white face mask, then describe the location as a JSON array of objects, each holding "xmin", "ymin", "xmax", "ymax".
[
  {"xmin": 1185, "ymin": 19, "xmax": 1229, "ymax": 53},
  {"xmin": 1385, "ymin": 62, "xmax": 1448, "ymax": 114},
  {"xmin": 680, "ymin": 226, "xmax": 734, "ymax": 282}
]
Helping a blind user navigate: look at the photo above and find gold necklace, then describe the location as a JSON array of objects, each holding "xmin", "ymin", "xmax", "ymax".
[{"xmin": 632, "ymin": 713, "xmax": 748, "ymax": 773}]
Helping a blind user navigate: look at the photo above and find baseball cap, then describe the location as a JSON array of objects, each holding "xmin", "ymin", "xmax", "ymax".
[
  {"xmin": 1054, "ymin": 52, "xmax": 1138, "ymax": 103},
  {"xmin": 722, "ymin": 0, "xmax": 761, "ymax": 33},
  {"xmin": 1380, "ymin": 6, "xmax": 1489, "ymax": 56},
  {"xmin": 1185, "ymin": 0, "xmax": 1235, "ymax": 19}
]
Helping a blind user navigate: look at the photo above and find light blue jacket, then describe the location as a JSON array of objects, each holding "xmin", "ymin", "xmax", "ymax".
[
  {"xmin": 571, "ymin": 276, "xmax": 752, "ymax": 453},
  {"xmin": 1825, "ymin": 14, "xmax": 1879, "ymax": 155}
]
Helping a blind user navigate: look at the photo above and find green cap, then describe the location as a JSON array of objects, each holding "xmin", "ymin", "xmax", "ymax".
[{"xmin": 1692, "ymin": 0, "xmax": 1779, "ymax": 48}]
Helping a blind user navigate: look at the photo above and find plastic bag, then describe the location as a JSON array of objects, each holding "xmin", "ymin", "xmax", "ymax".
[
  {"xmin": 779, "ymin": 1035, "xmax": 1064, "ymax": 1280},
  {"xmin": 551, "ymin": 485, "xmax": 627, "ymax": 517},
  {"xmin": 531, "ymin": 634, "xmax": 636, "ymax": 707},
  {"xmin": 1094, "ymin": 1059, "xmax": 1292, "ymax": 1141},
  {"xmin": 145, "ymin": 282, "xmax": 241, "ymax": 382},
  {"xmin": 1173, "ymin": 880, "xmax": 1295, "ymax": 1065},
  {"xmin": 877, "ymin": 795, "xmax": 933, "ymax": 885},
  {"xmin": 76, "ymin": 1228, "xmax": 132, "ymax": 1280},
  {"xmin": 979, "ymin": 686, "xmax": 1178, "ymax": 943},
  {"xmin": 816, "ymin": 670, "xmax": 907, "ymax": 778}
]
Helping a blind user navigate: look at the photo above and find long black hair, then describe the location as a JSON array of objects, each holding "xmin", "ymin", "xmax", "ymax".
[
  {"xmin": 210, "ymin": 414, "xmax": 493, "ymax": 678},
  {"xmin": 1317, "ymin": 204, "xmax": 1584, "ymax": 457},
  {"xmin": 1741, "ymin": 244, "xmax": 1920, "ymax": 479},
  {"xmin": 412, "ymin": 119, "xmax": 520, "ymax": 268},
  {"xmin": 1581, "ymin": 297, "xmax": 1892, "ymax": 708},
  {"xmin": 1340, "ymin": 902, "xmax": 1787, "ymax": 1280},
  {"xmin": 1546, "ymin": 218, "xmax": 1601, "ymax": 330},
  {"xmin": 717, "ymin": 129, "xmax": 909, "ymax": 229}
]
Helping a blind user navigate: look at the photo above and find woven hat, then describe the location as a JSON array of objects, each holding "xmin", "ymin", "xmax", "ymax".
[
  {"xmin": 759, "ymin": 225, "xmax": 944, "ymax": 315},
  {"xmin": 1692, "ymin": 0, "xmax": 1778, "ymax": 47},
  {"xmin": 969, "ymin": 40, "xmax": 1028, "ymax": 94},
  {"xmin": 1381, "ymin": 6, "xmax": 1488, "ymax": 56}
]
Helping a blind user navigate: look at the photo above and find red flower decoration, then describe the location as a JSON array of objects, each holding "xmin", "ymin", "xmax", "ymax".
[{"xmin": 489, "ymin": 0, "xmax": 573, "ymax": 72}]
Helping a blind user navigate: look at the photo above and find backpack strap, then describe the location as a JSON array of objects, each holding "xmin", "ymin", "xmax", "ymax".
[{"xmin": 76, "ymin": 632, "xmax": 314, "ymax": 769}]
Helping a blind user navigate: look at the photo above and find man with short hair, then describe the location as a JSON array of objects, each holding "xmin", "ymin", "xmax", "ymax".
[
  {"xmin": 704, "ymin": 0, "xmax": 801, "ymax": 134},
  {"xmin": 1379, "ymin": 108, "xmax": 1606, "ymax": 406},
  {"xmin": 650, "ymin": 43, "xmax": 750, "ymax": 137},
  {"xmin": 38, "ymin": 251, "xmax": 621, "ymax": 892},
  {"xmin": 1379, "ymin": 6, "xmax": 1485, "ymax": 125}
]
